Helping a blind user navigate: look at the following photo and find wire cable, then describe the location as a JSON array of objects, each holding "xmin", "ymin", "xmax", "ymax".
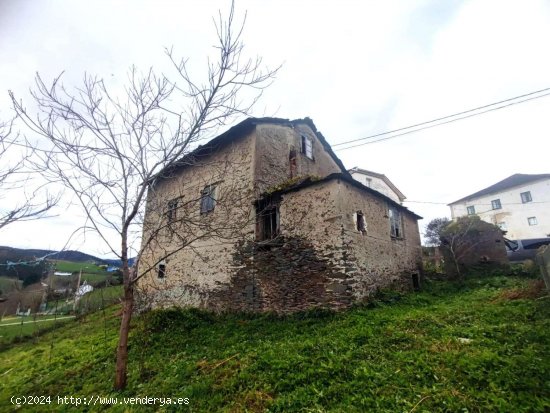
[{"xmin": 332, "ymin": 88, "xmax": 550, "ymax": 151}]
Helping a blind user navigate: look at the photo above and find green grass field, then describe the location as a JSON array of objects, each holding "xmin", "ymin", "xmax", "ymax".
[
  {"xmin": 0, "ymin": 315, "xmax": 75, "ymax": 344},
  {"xmin": 0, "ymin": 275, "xmax": 548, "ymax": 412},
  {"xmin": 52, "ymin": 260, "xmax": 111, "ymax": 275}
]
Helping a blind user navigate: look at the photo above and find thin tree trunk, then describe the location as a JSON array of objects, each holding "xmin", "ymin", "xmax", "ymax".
[{"xmin": 114, "ymin": 281, "xmax": 134, "ymax": 390}]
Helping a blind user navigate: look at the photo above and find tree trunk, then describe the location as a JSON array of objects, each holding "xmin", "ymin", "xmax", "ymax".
[{"xmin": 114, "ymin": 282, "xmax": 134, "ymax": 390}]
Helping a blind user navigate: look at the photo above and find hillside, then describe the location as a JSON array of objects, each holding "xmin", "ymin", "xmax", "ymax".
[{"xmin": 0, "ymin": 275, "xmax": 548, "ymax": 412}]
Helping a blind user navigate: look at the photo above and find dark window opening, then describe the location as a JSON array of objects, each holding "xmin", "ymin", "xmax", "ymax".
[
  {"xmin": 289, "ymin": 149, "xmax": 297, "ymax": 178},
  {"xmin": 301, "ymin": 135, "xmax": 313, "ymax": 159},
  {"xmin": 467, "ymin": 205, "xmax": 475, "ymax": 215},
  {"xmin": 157, "ymin": 263, "xmax": 166, "ymax": 279},
  {"xmin": 491, "ymin": 199, "xmax": 501, "ymax": 210},
  {"xmin": 256, "ymin": 200, "xmax": 280, "ymax": 241},
  {"xmin": 389, "ymin": 207, "xmax": 402, "ymax": 238},
  {"xmin": 167, "ymin": 198, "xmax": 179, "ymax": 223},
  {"xmin": 200, "ymin": 185, "xmax": 216, "ymax": 214},
  {"xmin": 356, "ymin": 210, "xmax": 366, "ymax": 233}
]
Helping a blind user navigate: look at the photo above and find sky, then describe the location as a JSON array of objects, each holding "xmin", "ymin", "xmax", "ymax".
[{"xmin": 0, "ymin": 0, "xmax": 549, "ymax": 258}]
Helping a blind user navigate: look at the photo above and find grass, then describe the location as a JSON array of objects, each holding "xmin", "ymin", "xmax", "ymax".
[
  {"xmin": 0, "ymin": 315, "xmax": 74, "ymax": 345},
  {"xmin": 0, "ymin": 275, "xmax": 548, "ymax": 412},
  {"xmin": 0, "ymin": 276, "xmax": 21, "ymax": 294},
  {"xmin": 52, "ymin": 260, "xmax": 110, "ymax": 275}
]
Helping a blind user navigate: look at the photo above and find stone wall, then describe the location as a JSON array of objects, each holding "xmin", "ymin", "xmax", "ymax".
[
  {"xmin": 253, "ymin": 123, "xmax": 342, "ymax": 194},
  {"xmin": 138, "ymin": 132, "xmax": 257, "ymax": 309}
]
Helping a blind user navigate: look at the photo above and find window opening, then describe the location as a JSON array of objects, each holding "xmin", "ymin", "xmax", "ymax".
[
  {"xmin": 301, "ymin": 135, "xmax": 313, "ymax": 159},
  {"xmin": 389, "ymin": 207, "xmax": 402, "ymax": 238},
  {"xmin": 157, "ymin": 262, "xmax": 166, "ymax": 279},
  {"xmin": 200, "ymin": 185, "xmax": 216, "ymax": 214},
  {"xmin": 356, "ymin": 210, "xmax": 366, "ymax": 233},
  {"xmin": 256, "ymin": 199, "xmax": 280, "ymax": 241}
]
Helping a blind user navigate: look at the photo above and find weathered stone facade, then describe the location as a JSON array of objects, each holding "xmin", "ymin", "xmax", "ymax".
[{"xmin": 138, "ymin": 117, "xmax": 422, "ymax": 313}]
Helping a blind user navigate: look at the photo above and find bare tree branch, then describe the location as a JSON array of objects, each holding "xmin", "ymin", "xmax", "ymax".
[{"xmin": 9, "ymin": 1, "xmax": 279, "ymax": 390}]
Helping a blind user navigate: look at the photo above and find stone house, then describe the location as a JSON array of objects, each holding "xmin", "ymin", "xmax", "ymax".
[{"xmin": 138, "ymin": 117, "xmax": 423, "ymax": 312}]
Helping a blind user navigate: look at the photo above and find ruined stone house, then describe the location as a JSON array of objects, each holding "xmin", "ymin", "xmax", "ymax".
[{"xmin": 138, "ymin": 117, "xmax": 423, "ymax": 312}]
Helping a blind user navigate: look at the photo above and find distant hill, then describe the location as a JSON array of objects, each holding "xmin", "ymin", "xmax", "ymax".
[{"xmin": 0, "ymin": 246, "xmax": 134, "ymax": 268}]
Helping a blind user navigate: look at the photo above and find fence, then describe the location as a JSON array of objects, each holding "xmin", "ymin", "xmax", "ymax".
[{"xmin": 0, "ymin": 285, "xmax": 123, "ymax": 348}]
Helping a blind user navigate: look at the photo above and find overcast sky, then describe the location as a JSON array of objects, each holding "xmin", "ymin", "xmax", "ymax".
[{"xmin": 1, "ymin": 0, "xmax": 549, "ymax": 258}]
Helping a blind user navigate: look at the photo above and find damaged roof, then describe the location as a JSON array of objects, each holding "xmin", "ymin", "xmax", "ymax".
[
  {"xmin": 155, "ymin": 117, "xmax": 350, "ymax": 182},
  {"xmin": 269, "ymin": 172, "xmax": 422, "ymax": 220},
  {"xmin": 449, "ymin": 173, "xmax": 550, "ymax": 205}
]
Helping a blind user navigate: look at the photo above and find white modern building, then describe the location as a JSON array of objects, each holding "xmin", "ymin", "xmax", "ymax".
[
  {"xmin": 448, "ymin": 174, "xmax": 550, "ymax": 239},
  {"xmin": 349, "ymin": 167, "xmax": 406, "ymax": 204}
]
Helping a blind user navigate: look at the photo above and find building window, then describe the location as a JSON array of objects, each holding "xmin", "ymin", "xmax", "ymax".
[
  {"xmin": 256, "ymin": 203, "xmax": 279, "ymax": 241},
  {"xmin": 157, "ymin": 261, "xmax": 166, "ymax": 279},
  {"xmin": 200, "ymin": 185, "xmax": 216, "ymax": 214},
  {"xmin": 528, "ymin": 217, "xmax": 538, "ymax": 226},
  {"xmin": 491, "ymin": 199, "xmax": 502, "ymax": 210},
  {"xmin": 466, "ymin": 205, "xmax": 475, "ymax": 215},
  {"xmin": 365, "ymin": 178, "xmax": 372, "ymax": 188},
  {"xmin": 166, "ymin": 198, "xmax": 179, "ymax": 223},
  {"xmin": 301, "ymin": 135, "xmax": 313, "ymax": 159},
  {"xmin": 389, "ymin": 207, "xmax": 402, "ymax": 238},
  {"xmin": 521, "ymin": 191, "xmax": 532, "ymax": 203},
  {"xmin": 356, "ymin": 210, "xmax": 366, "ymax": 233}
]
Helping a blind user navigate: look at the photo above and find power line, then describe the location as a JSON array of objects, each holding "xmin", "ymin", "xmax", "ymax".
[
  {"xmin": 332, "ymin": 87, "xmax": 550, "ymax": 151},
  {"xmin": 405, "ymin": 200, "xmax": 549, "ymax": 206}
]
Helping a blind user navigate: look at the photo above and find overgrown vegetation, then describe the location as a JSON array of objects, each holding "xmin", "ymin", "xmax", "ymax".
[{"xmin": 0, "ymin": 274, "xmax": 548, "ymax": 412}]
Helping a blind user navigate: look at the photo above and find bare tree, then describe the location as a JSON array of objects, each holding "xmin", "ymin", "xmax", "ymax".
[
  {"xmin": 440, "ymin": 216, "xmax": 504, "ymax": 280},
  {"xmin": 10, "ymin": 3, "xmax": 279, "ymax": 389},
  {"xmin": 0, "ymin": 117, "xmax": 57, "ymax": 230}
]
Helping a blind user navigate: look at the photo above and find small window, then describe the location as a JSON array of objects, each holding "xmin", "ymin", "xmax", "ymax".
[
  {"xmin": 167, "ymin": 198, "xmax": 179, "ymax": 222},
  {"xmin": 364, "ymin": 178, "xmax": 372, "ymax": 188},
  {"xmin": 356, "ymin": 210, "xmax": 366, "ymax": 233},
  {"xmin": 301, "ymin": 135, "xmax": 313, "ymax": 159},
  {"xmin": 521, "ymin": 191, "xmax": 532, "ymax": 203},
  {"xmin": 200, "ymin": 185, "xmax": 216, "ymax": 214},
  {"xmin": 389, "ymin": 207, "xmax": 402, "ymax": 238},
  {"xmin": 491, "ymin": 199, "xmax": 502, "ymax": 210},
  {"xmin": 467, "ymin": 206, "xmax": 475, "ymax": 215},
  {"xmin": 528, "ymin": 217, "xmax": 538, "ymax": 226},
  {"xmin": 157, "ymin": 262, "xmax": 166, "ymax": 279}
]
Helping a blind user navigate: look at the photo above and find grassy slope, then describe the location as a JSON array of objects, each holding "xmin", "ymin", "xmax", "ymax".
[{"xmin": 0, "ymin": 275, "xmax": 548, "ymax": 412}]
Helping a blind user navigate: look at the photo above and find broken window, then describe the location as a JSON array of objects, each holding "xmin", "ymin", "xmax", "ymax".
[
  {"xmin": 200, "ymin": 184, "xmax": 216, "ymax": 214},
  {"xmin": 289, "ymin": 149, "xmax": 297, "ymax": 178},
  {"xmin": 466, "ymin": 205, "xmax": 475, "ymax": 215},
  {"xmin": 356, "ymin": 210, "xmax": 366, "ymax": 233},
  {"xmin": 256, "ymin": 200, "xmax": 279, "ymax": 241},
  {"xmin": 389, "ymin": 207, "xmax": 402, "ymax": 238},
  {"xmin": 301, "ymin": 135, "xmax": 313, "ymax": 159},
  {"xmin": 166, "ymin": 198, "xmax": 179, "ymax": 223},
  {"xmin": 157, "ymin": 261, "xmax": 166, "ymax": 279}
]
